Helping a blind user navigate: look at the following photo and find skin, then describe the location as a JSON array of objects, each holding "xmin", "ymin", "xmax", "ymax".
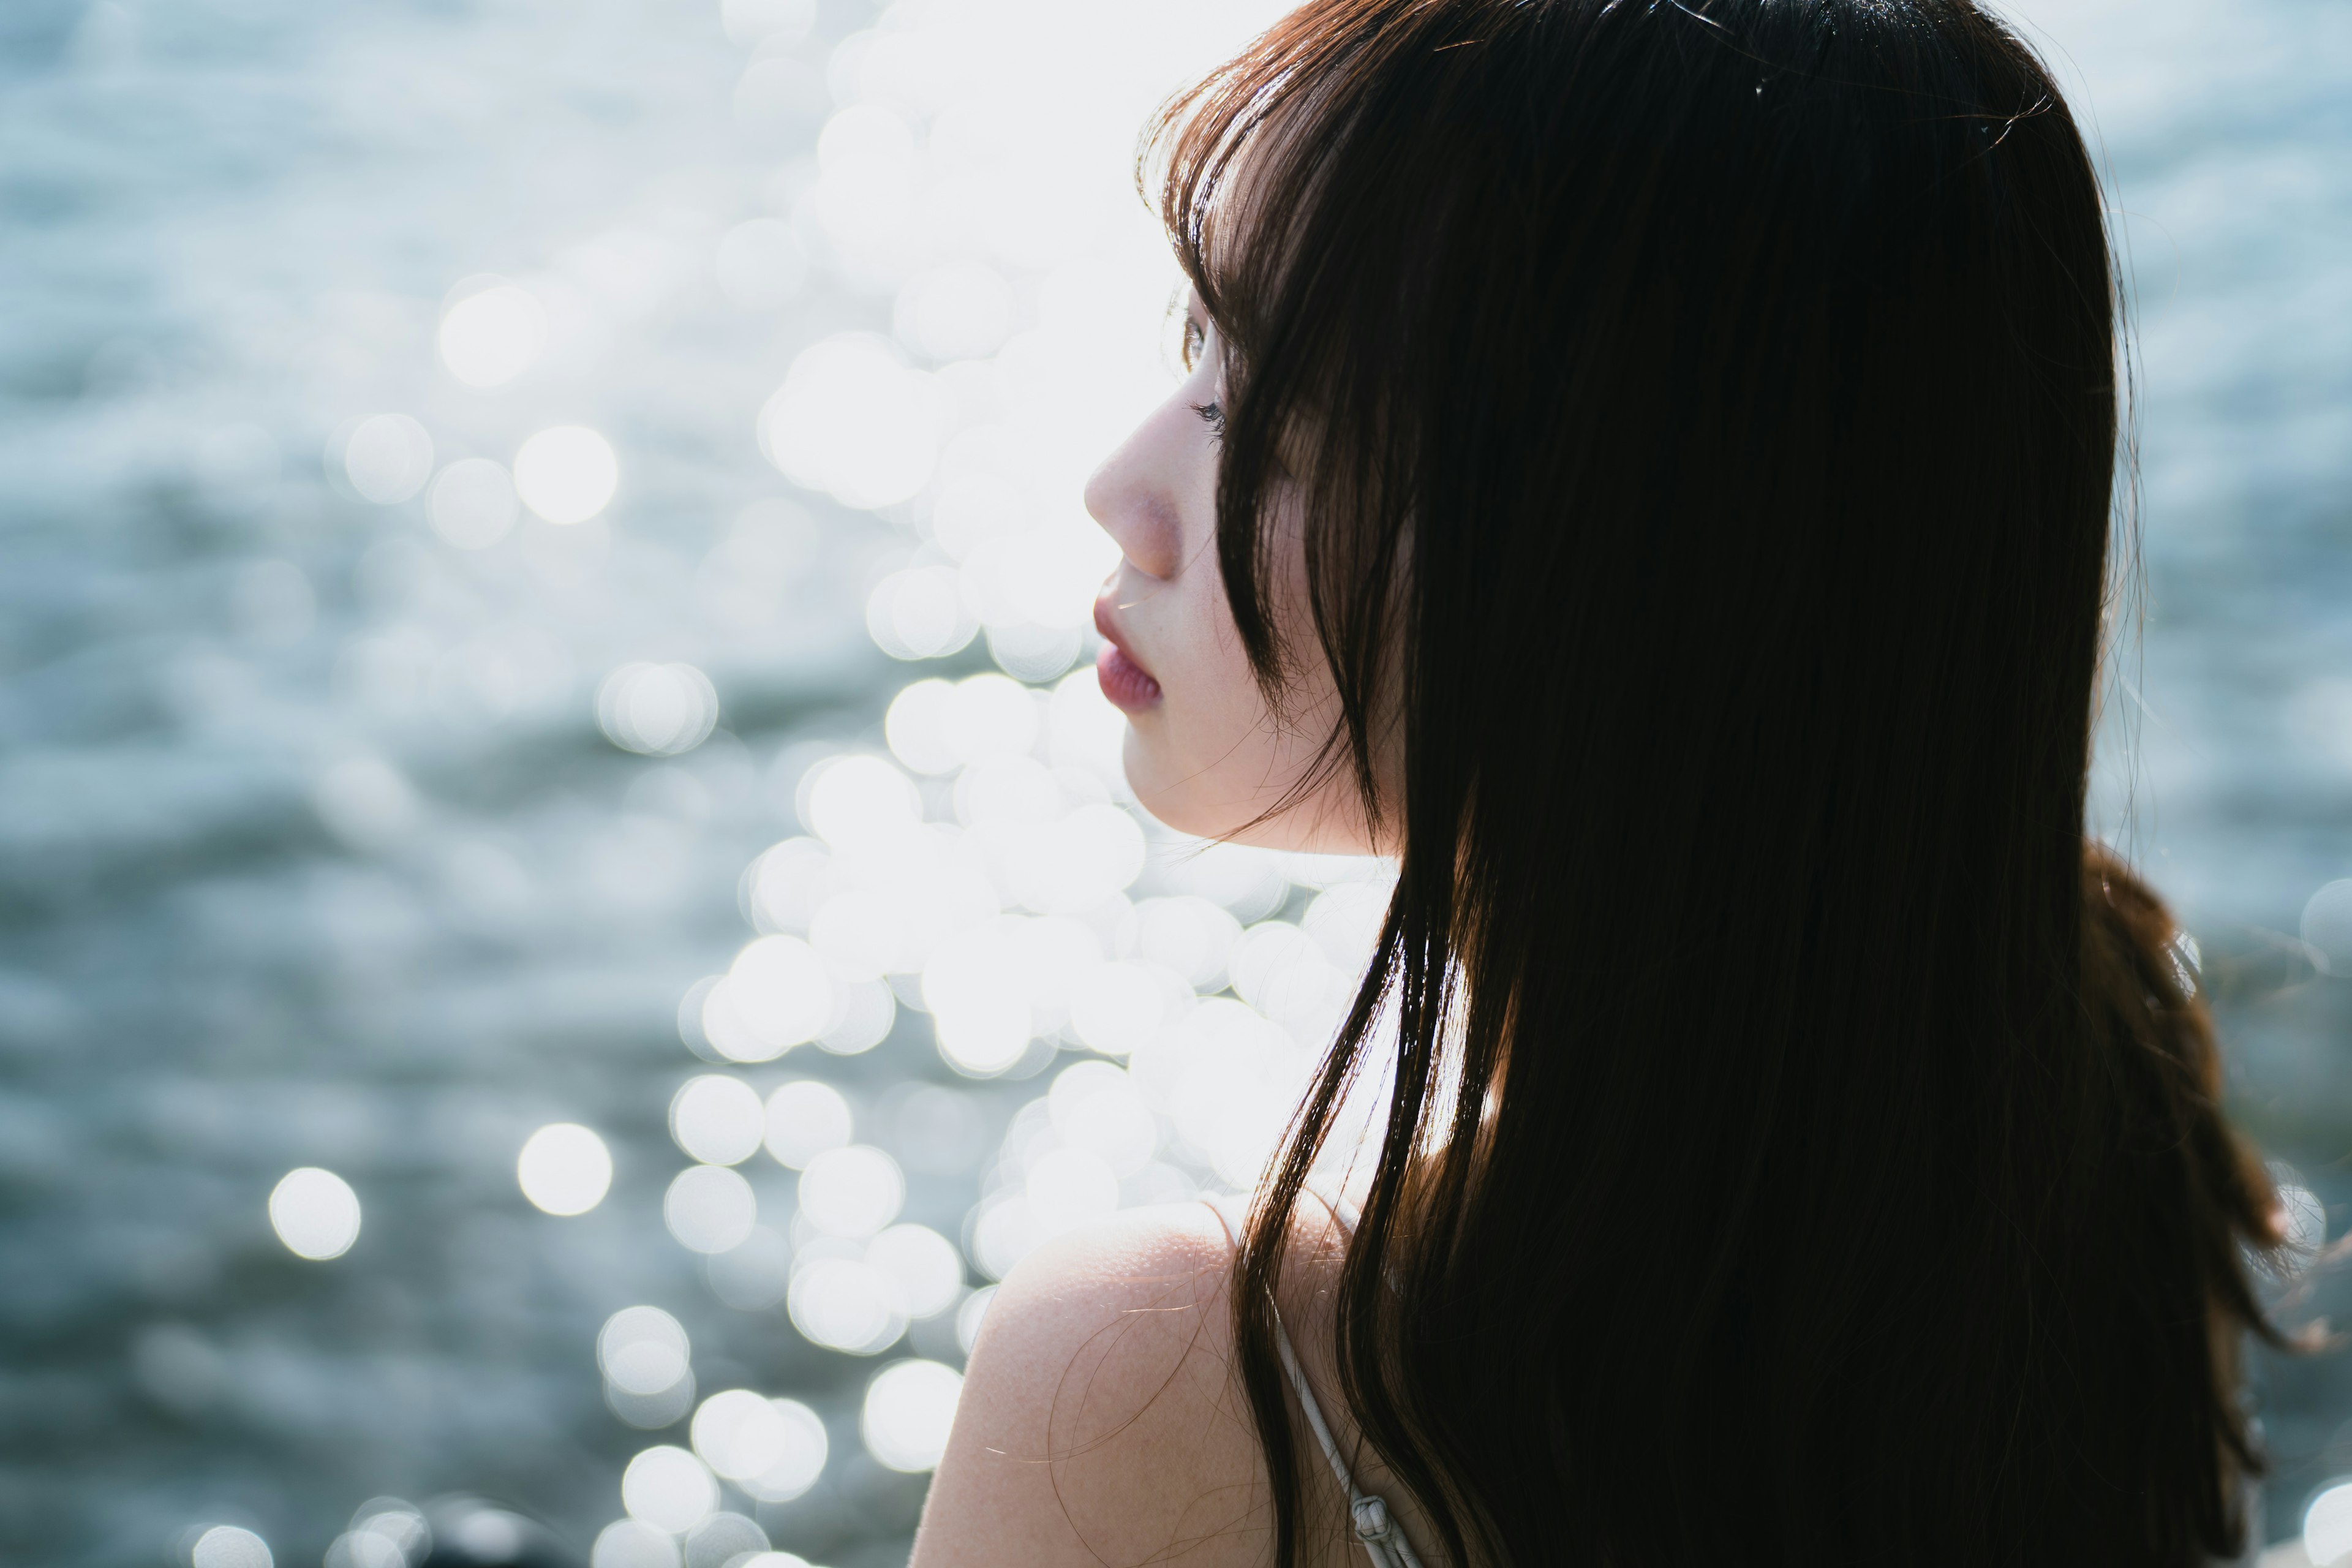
[
  {"xmin": 1082, "ymin": 301, "xmax": 1387, "ymax": 855},
  {"xmin": 908, "ymin": 1198, "xmax": 1437, "ymax": 1568},
  {"xmin": 905, "ymin": 302, "xmax": 1434, "ymax": 1566}
]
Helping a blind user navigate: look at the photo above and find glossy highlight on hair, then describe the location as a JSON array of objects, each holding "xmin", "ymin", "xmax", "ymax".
[{"xmin": 1147, "ymin": 1, "xmax": 2282, "ymax": 1563}]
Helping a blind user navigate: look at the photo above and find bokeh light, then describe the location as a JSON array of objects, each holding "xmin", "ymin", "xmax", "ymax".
[
  {"xmin": 323, "ymin": 1501, "xmax": 429, "ymax": 1568},
  {"xmin": 323, "ymin": 1530, "xmax": 403, "ymax": 1568},
  {"xmin": 895, "ymin": 261, "xmax": 1016, "ymax": 362},
  {"xmin": 867, "ymin": 1223, "xmax": 965, "ymax": 1317},
  {"xmin": 620, "ymin": 1445, "xmax": 718, "ymax": 1534},
  {"xmin": 513, "ymin": 426, "xmax": 619, "ymax": 524},
  {"xmin": 439, "ymin": 281, "xmax": 549, "ymax": 387},
  {"xmin": 797, "ymin": 1144, "xmax": 905, "ymax": 1238},
  {"xmin": 1049, "ymin": 1060, "xmax": 1158, "ymax": 1174},
  {"xmin": 2304, "ymin": 879, "xmax": 2352, "ymax": 974},
  {"xmin": 704, "ymin": 934, "xmax": 834, "ymax": 1062},
  {"xmin": 341, "ymin": 415, "xmax": 435, "ymax": 505},
  {"xmin": 426, "ymin": 458, "xmax": 521, "ymax": 549},
  {"xmin": 758, "ymin": 333, "xmax": 946, "ymax": 509},
  {"xmin": 21, "ymin": 0, "xmax": 2334, "ymax": 1558},
  {"xmin": 598, "ymin": 1307, "xmax": 690, "ymax": 1384},
  {"xmin": 590, "ymin": 1520, "xmax": 679, "ymax": 1568},
  {"xmin": 690, "ymin": 1390, "xmax": 783, "ymax": 1480},
  {"xmin": 788, "ymin": 1255, "xmax": 904, "ymax": 1355},
  {"xmin": 518, "ymin": 1123, "xmax": 614, "ymax": 1216},
  {"xmin": 598, "ymin": 662, "xmax": 720, "ymax": 757},
  {"xmin": 861, "ymin": 1360, "xmax": 963, "ymax": 1473},
  {"xmin": 191, "ymin": 1526, "xmax": 274, "ymax": 1568},
  {"xmin": 683, "ymin": 1513, "xmax": 768, "ymax": 1568},
  {"xmin": 956, "ymin": 1285, "xmax": 997, "ymax": 1356},
  {"xmin": 924, "ymin": 929, "xmax": 1041, "ymax": 1077},
  {"xmin": 268, "ymin": 1168, "xmax": 361, "ymax": 1261},
  {"xmin": 311, "ymin": 756, "xmax": 420, "ymax": 850},
  {"xmin": 599, "ymin": 1305, "xmax": 695, "ymax": 1427},
  {"xmin": 799, "ymin": 755, "xmax": 923, "ymax": 851},
  {"xmin": 2283, "ymin": 1181, "xmax": 2329, "ymax": 1253},
  {"xmin": 1025, "ymin": 1147, "xmax": 1120, "ymax": 1234},
  {"xmin": 865, "ymin": 564, "xmax": 979, "ymax": 660},
  {"xmin": 690, "ymin": 1391, "xmax": 828, "ymax": 1502},
  {"xmin": 664, "ymin": 1164, "xmax": 760, "ymax": 1254},
  {"xmin": 752, "ymin": 1410, "xmax": 837, "ymax": 1504},
  {"xmin": 1133, "ymin": 897, "xmax": 1244, "ymax": 992},
  {"xmin": 763, "ymin": 1080, "xmax": 854, "ymax": 1168},
  {"xmin": 818, "ymin": 978, "xmax": 897, "ymax": 1054},
  {"xmin": 670, "ymin": 1076, "xmax": 766, "ymax": 1166},
  {"xmin": 886, "ymin": 674, "xmax": 1042, "ymax": 776},
  {"xmin": 2312, "ymin": 1482, "xmax": 2352, "ymax": 1568}
]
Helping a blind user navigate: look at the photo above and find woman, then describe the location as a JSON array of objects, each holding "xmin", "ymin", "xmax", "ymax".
[{"xmin": 912, "ymin": 1, "xmax": 2282, "ymax": 1563}]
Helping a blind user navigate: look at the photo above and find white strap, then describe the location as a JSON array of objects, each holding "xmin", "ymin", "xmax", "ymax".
[
  {"xmin": 1200, "ymin": 1197, "xmax": 1428, "ymax": 1568},
  {"xmin": 1272, "ymin": 1316, "xmax": 1428, "ymax": 1568}
]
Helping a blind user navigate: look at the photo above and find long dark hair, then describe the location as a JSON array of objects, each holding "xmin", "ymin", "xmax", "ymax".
[{"xmin": 1147, "ymin": 2, "xmax": 2282, "ymax": 1564}]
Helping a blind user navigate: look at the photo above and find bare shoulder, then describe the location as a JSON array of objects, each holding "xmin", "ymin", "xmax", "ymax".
[{"xmin": 908, "ymin": 1201, "xmax": 1272, "ymax": 1567}]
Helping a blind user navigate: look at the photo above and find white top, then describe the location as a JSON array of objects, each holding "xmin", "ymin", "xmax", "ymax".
[{"xmin": 1202, "ymin": 1191, "xmax": 1428, "ymax": 1568}]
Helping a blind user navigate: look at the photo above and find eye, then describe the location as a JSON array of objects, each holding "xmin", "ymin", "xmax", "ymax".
[{"xmin": 1190, "ymin": 399, "xmax": 1226, "ymax": 442}]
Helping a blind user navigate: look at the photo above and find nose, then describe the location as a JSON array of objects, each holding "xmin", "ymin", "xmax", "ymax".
[{"xmin": 1082, "ymin": 415, "xmax": 1185, "ymax": 582}]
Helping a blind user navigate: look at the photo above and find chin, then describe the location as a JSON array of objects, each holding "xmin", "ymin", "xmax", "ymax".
[
  {"xmin": 1120, "ymin": 733, "xmax": 1223, "ymax": 839},
  {"xmin": 1120, "ymin": 730, "xmax": 1377, "ymax": 853},
  {"xmin": 1120, "ymin": 729, "xmax": 1253, "ymax": 840}
]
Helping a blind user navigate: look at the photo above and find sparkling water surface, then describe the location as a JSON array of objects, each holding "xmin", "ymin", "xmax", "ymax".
[{"xmin": 1, "ymin": 0, "xmax": 2348, "ymax": 1562}]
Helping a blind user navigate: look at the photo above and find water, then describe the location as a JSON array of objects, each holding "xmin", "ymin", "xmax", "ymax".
[
  {"xmin": 2057, "ymin": 0, "xmax": 2352, "ymax": 1534},
  {"xmin": 0, "ymin": 0, "xmax": 2347, "ymax": 1562}
]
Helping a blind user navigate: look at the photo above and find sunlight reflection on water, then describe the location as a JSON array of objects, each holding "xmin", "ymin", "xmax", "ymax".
[{"xmin": 1, "ymin": 0, "xmax": 2349, "ymax": 1561}]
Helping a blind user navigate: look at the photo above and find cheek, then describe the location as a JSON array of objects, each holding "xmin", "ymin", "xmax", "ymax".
[
  {"xmin": 1117, "ymin": 584, "xmax": 1254, "ymax": 817},
  {"xmin": 1119, "ymin": 573, "xmax": 1361, "ymax": 847},
  {"xmin": 1106, "ymin": 479, "xmax": 1374, "ymax": 851},
  {"xmin": 1138, "ymin": 572, "xmax": 1269, "ymax": 764},
  {"xmin": 1175, "ymin": 589, "xmax": 1261, "ymax": 719}
]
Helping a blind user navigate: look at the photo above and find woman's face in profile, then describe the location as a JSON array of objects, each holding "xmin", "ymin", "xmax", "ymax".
[{"xmin": 1084, "ymin": 295, "xmax": 1378, "ymax": 855}]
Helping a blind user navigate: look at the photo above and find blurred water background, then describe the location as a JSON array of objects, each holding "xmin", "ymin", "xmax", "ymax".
[{"xmin": 0, "ymin": 0, "xmax": 2348, "ymax": 1564}]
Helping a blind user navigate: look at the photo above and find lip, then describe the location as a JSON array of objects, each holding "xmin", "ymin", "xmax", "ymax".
[{"xmin": 1092, "ymin": 594, "xmax": 1163, "ymax": 713}]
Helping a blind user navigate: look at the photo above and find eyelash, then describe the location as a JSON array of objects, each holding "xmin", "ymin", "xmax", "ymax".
[{"xmin": 1179, "ymin": 311, "xmax": 1223, "ymax": 440}]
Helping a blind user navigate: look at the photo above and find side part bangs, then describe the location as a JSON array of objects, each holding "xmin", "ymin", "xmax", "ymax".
[{"xmin": 1143, "ymin": 1, "xmax": 1471, "ymax": 834}]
